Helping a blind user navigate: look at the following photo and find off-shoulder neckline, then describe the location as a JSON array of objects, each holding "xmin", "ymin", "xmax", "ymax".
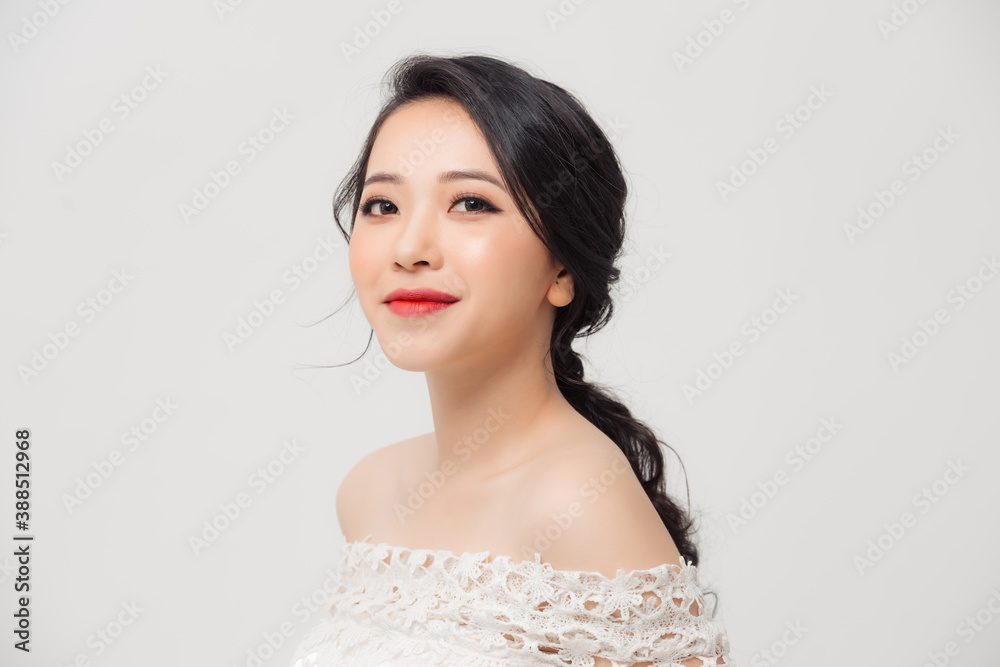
[{"xmin": 343, "ymin": 533, "xmax": 697, "ymax": 582}]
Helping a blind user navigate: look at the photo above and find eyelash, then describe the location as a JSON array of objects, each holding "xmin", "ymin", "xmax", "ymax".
[{"xmin": 359, "ymin": 193, "xmax": 501, "ymax": 217}]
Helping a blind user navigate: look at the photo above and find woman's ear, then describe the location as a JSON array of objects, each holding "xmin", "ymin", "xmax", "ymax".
[{"xmin": 547, "ymin": 266, "xmax": 574, "ymax": 307}]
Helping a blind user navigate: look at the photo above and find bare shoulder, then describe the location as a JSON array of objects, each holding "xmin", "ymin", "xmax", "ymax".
[
  {"xmin": 337, "ymin": 432, "xmax": 433, "ymax": 543},
  {"xmin": 525, "ymin": 432, "xmax": 684, "ymax": 577}
]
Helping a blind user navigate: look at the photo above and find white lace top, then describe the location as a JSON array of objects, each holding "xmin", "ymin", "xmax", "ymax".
[{"xmin": 289, "ymin": 535, "xmax": 734, "ymax": 667}]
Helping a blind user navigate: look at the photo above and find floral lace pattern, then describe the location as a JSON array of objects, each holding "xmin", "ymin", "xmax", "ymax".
[{"xmin": 289, "ymin": 536, "xmax": 734, "ymax": 667}]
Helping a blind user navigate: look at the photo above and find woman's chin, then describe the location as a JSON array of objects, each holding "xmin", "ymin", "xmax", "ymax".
[{"xmin": 374, "ymin": 343, "xmax": 445, "ymax": 373}]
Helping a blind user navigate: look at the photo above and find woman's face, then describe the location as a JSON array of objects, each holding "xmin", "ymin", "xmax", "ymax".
[{"xmin": 348, "ymin": 97, "xmax": 573, "ymax": 373}]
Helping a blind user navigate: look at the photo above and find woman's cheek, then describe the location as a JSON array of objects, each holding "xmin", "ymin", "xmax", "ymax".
[
  {"xmin": 447, "ymin": 234, "xmax": 493, "ymax": 265},
  {"xmin": 348, "ymin": 237, "xmax": 379, "ymax": 304}
]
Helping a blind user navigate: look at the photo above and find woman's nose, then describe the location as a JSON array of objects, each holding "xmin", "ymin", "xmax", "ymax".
[{"xmin": 392, "ymin": 202, "xmax": 441, "ymax": 270}]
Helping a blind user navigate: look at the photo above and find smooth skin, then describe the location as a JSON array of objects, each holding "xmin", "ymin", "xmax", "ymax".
[{"xmin": 339, "ymin": 97, "xmax": 719, "ymax": 666}]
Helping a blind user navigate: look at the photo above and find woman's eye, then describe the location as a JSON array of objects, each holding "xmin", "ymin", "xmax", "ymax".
[
  {"xmin": 363, "ymin": 199, "xmax": 397, "ymax": 216},
  {"xmin": 361, "ymin": 196, "xmax": 498, "ymax": 217},
  {"xmin": 452, "ymin": 197, "xmax": 497, "ymax": 213}
]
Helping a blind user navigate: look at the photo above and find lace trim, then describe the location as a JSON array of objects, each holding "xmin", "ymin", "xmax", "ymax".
[
  {"xmin": 291, "ymin": 536, "xmax": 733, "ymax": 667},
  {"xmin": 351, "ymin": 533, "xmax": 692, "ymax": 580}
]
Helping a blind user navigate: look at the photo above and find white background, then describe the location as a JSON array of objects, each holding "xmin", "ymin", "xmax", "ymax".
[{"xmin": 2, "ymin": 0, "xmax": 999, "ymax": 665}]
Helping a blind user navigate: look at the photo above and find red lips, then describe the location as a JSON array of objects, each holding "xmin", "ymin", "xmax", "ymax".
[
  {"xmin": 383, "ymin": 287, "xmax": 459, "ymax": 319},
  {"xmin": 383, "ymin": 288, "xmax": 458, "ymax": 303}
]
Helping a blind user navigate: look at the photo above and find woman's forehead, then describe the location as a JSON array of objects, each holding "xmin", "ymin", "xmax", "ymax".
[{"xmin": 367, "ymin": 102, "xmax": 499, "ymax": 182}]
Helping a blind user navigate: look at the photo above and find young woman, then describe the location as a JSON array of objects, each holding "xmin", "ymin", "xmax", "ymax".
[{"xmin": 291, "ymin": 52, "xmax": 733, "ymax": 666}]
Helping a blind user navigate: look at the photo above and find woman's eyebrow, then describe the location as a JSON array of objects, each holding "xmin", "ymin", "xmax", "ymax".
[
  {"xmin": 363, "ymin": 169, "xmax": 505, "ymax": 190},
  {"xmin": 438, "ymin": 169, "xmax": 505, "ymax": 189}
]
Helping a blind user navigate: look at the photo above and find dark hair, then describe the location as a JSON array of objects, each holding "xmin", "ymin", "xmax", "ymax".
[{"xmin": 322, "ymin": 51, "xmax": 713, "ymax": 610}]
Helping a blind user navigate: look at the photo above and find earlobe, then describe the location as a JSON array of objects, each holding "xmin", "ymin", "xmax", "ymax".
[{"xmin": 547, "ymin": 269, "xmax": 574, "ymax": 307}]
